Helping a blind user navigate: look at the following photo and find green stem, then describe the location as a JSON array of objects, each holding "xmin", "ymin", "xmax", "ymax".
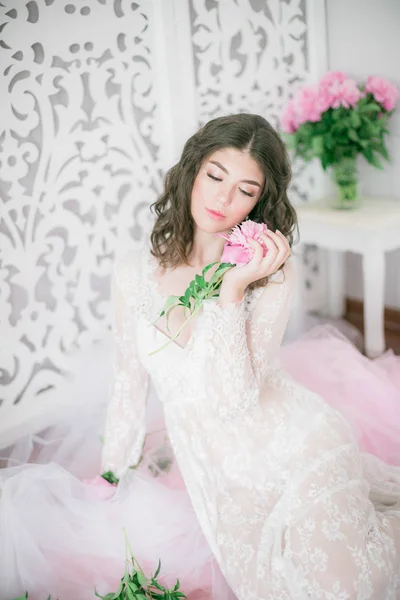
[
  {"xmin": 122, "ymin": 527, "xmax": 147, "ymax": 579},
  {"xmin": 148, "ymin": 264, "xmax": 234, "ymax": 357},
  {"xmin": 148, "ymin": 306, "xmax": 201, "ymax": 356}
]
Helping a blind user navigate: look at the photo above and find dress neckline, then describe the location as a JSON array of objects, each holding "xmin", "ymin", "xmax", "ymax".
[
  {"xmin": 140, "ymin": 240, "xmax": 266, "ymax": 352},
  {"xmin": 142, "ymin": 244, "xmax": 199, "ymax": 352}
]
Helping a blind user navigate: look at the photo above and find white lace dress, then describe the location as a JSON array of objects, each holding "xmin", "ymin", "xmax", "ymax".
[{"xmin": 102, "ymin": 243, "xmax": 400, "ymax": 600}]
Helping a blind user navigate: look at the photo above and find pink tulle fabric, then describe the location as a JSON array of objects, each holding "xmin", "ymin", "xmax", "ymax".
[
  {"xmin": 1, "ymin": 325, "xmax": 400, "ymax": 600},
  {"xmin": 279, "ymin": 325, "xmax": 400, "ymax": 466}
]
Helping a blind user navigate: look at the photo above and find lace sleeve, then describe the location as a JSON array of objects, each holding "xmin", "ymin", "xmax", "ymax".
[
  {"xmin": 202, "ymin": 260, "xmax": 295, "ymax": 421},
  {"xmin": 101, "ymin": 258, "xmax": 148, "ymax": 477}
]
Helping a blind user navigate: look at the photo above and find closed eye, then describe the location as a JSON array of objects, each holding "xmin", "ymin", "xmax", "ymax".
[
  {"xmin": 240, "ymin": 189, "xmax": 255, "ymax": 198},
  {"xmin": 207, "ymin": 173, "xmax": 222, "ymax": 181},
  {"xmin": 208, "ymin": 173, "xmax": 255, "ymax": 197}
]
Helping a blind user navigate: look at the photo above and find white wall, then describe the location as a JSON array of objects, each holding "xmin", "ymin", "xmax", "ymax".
[{"xmin": 326, "ymin": 0, "xmax": 400, "ymax": 309}]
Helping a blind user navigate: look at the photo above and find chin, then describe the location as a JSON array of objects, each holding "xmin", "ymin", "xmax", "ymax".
[{"xmin": 193, "ymin": 215, "xmax": 231, "ymax": 235}]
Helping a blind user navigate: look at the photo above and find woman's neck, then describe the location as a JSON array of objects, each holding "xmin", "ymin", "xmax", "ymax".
[{"xmin": 187, "ymin": 229, "xmax": 226, "ymax": 268}]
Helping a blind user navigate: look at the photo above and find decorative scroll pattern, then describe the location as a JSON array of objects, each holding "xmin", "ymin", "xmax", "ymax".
[
  {"xmin": 0, "ymin": 0, "xmax": 162, "ymax": 409},
  {"xmin": 190, "ymin": 0, "xmax": 322, "ymax": 295}
]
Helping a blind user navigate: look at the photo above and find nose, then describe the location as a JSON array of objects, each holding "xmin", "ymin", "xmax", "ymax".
[{"xmin": 217, "ymin": 183, "xmax": 234, "ymax": 207}]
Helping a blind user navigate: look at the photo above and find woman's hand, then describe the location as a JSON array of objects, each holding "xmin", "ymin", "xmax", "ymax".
[{"xmin": 218, "ymin": 230, "xmax": 291, "ymax": 305}]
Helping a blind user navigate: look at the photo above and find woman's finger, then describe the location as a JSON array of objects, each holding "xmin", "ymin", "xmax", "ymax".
[
  {"xmin": 262, "ymin": 232, "xmax": 283, "ymax": 264},
  {"xmin": 261, "ymin": 232, "xmax": 280, "ymax": 254},
  {"xmin": 270, "ymin": 230, "xmax": 290, "ymax": 252},
  {"xmin": 247, "ymin": 238, "xmax": 264, "ymax": 263},
  {"xmin": 276, "ymin": 230, "xmax": 291, "ymax": 256},
  {"xmin": 262, "ymin": 231, "xmax": 290, "ymax": 274},
  {"xmin": 270, "ymin": 231, "xmax": 291, "ymax": 261},
  {"xmin": 261, "ymin": 235, "xmax": 279, "ymax": 267}
]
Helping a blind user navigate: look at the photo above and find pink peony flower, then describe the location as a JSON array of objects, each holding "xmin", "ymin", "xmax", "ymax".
[
  {"xmin": 83, "ymin": 475, "xmax": 117, "ymax": 499},
  {"xmin": 319, "ymin": 70, "xmax": 349, "ymax": 88},
  {"xmin": 365, "ymin": 75, "xmax": 399, "ymax": 111},
  {"xmin": 331, "ymin": 78, "xmax": 362, "ymax": 108},
  {"xmin": 319, "ymin": 71, "xmax": 361, "ymax": 109},
  {"xmin": 220, "ymin": 220, "xmax": 269, "ymax": 266},
  {"xmin": 293, "ymin": 85, "xmax": 324, "ymax": 127}
]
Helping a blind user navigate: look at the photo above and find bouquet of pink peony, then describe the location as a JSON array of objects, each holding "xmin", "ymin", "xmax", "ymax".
[
  {"xmin": 149, "ymin": 220, "xmax": 269, "ymax": 355},
  {"xmin": 280, "ymin": 71, "xmax": 399, "ymax": 207}
]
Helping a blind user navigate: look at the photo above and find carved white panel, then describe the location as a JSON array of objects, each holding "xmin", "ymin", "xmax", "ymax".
[
  {"xmin": 190, "ymin": 0, "xmax": 317, "ymax": 202},
  {"xmin": 0, "ymin": 0, "xmax": 165, "ymax": 413},
  {"xmin": 0, "ymin": 0, "xmax": 329, "ymax": 432},
  {"xmin": 189, "ymin": 0, "xmax": 327, "ymax": 303}
]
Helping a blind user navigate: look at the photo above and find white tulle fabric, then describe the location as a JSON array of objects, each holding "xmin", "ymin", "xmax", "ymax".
[{"xmin": 102, "ymin": 245, "xmax": 400, "ymax": 600}]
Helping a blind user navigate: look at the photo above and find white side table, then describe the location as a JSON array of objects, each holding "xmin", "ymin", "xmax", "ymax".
[{"xmin": 291, "ymin": 197, "xmax": 400, "ymax": 358}]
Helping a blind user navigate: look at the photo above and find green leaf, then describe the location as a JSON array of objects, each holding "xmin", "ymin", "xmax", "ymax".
[
  {"xmin": 126, "ymin": 586, "xmax": 135, "ymax": 600},
  {"xmin": 11, "ymin": 595, "xmax": 28, "ymax": 600},
  {"xmin": 94, "ymin": 590, "xmax": 117, "ymax": 600},
  {"xmin": 101, "ymin": 471, "xmax": 119, "ymax": 485},
  {"xmin": 359, "ymin": 102, "xmax": 381, "ymax": 113},
  {"xmin": 311, "ymin": 135, "xmax": 324, "ymax": 156},
  {"xmin": 202, "ymin": 262, "xmax": 218, "ymax": 276},
  {"xmin": 321, "ymin": 153, "xmax": 330, "ymax": 170},
  {"xmin": 195, "ymin": 274, "xmax": 206, "ymax": 288},
  {"xmin": 153, "ymin": 560, "xmax": 161, "ymax": 579},
  {"xmin": 209, "ymin": 263, "xmax": 233, "ymax": 286},
  {"xmin": 348, "ymin": 129, "xmax": 359, "ymax": 142},
  {"xmin": 173, "ymin": 579, "xmax": 181, "ymax": 591},
  {"xmin": 162, "ymin": 295, "xmax": 181, "ymax": 311},
  {"xmin": 136, "ymin": 572, "xmax": 148, "ymax": 588},
  {"xmin": 151, "ymin": 579, "xmax": 165, "ymax": 591},
  {"xmin": 362, "ymin": 146, "xmax": 383, "ymax": 168},
  {"xmin": 164, "ymin": 303, "xmax": 183, "ymax": 333},
  {"xmin": 376, "ymin": 144, "xmax": 389, "ymax": 160},
  {"xmin": 350, "ymin": 111, "xmax": 361, "ymax": 128}
]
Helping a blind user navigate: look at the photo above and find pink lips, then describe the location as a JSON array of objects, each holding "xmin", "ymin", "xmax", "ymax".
[{"xmin": 206, "ymin": 208, "xmax": 225, "ymax": 220}]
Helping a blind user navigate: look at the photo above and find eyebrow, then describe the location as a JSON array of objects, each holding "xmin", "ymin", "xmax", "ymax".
[{"xmin": 209, "ymin": 160, "xmax": 262, "ymax": 187}]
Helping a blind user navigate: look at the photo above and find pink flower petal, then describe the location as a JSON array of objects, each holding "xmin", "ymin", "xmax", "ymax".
[
  {"xmin": 220, "ymin": 220, "xmax": 269, "ymax": 266},
  {"xmin": 221, "ymin": 244, "xmax": 251, "ymax": 266}
]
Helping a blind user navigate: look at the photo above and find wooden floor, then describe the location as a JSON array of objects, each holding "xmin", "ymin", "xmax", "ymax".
[{"xmin": 345, "ymin": 298, "xmax": 400, "ymax": 356}]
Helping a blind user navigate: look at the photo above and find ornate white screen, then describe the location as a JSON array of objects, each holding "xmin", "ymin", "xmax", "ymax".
[
  {"xmin": 0, "ymin": 0, "xmax": 164, "ymax": 417},
  {"xmin": 0, "ymin": 0, "xmax": 327, "ymax": 433}
]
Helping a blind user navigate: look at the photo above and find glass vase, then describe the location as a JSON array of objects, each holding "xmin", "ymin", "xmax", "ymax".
[{"xmin": 331, "ymin": 156, "xmax": 360, "ymax": 210}]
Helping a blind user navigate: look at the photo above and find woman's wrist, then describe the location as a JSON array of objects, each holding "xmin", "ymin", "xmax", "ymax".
[{"xmin": 218, "ymin": 281, "xmax": 247, "ymax": 307}]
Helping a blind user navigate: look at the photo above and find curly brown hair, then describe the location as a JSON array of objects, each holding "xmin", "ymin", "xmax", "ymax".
[{"xmin": 150, "ymin": 113, "xmax": 298, "ymax": 289}]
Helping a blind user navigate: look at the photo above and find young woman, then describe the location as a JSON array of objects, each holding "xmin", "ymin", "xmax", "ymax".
[
  {"xmin": 1, "ymin": 114, "xmax": 400, "ymax": 600},
  {"xmin": 102, "ymin": 114, "xmax": 400, "ymax": 599}
]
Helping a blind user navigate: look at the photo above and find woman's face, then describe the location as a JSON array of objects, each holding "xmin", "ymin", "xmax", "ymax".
[{"xmin": 190, "ymin": 147, "xmax": 264, "ymax": 233}]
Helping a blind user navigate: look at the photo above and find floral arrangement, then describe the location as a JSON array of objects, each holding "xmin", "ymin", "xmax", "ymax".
[
  {"xmin": 149, "ymin": 220, "xmax": 269, "ymax": 355},
  {"xmin": 280, "ymin": 71, "xmax": 399, "ymax": 207}
]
